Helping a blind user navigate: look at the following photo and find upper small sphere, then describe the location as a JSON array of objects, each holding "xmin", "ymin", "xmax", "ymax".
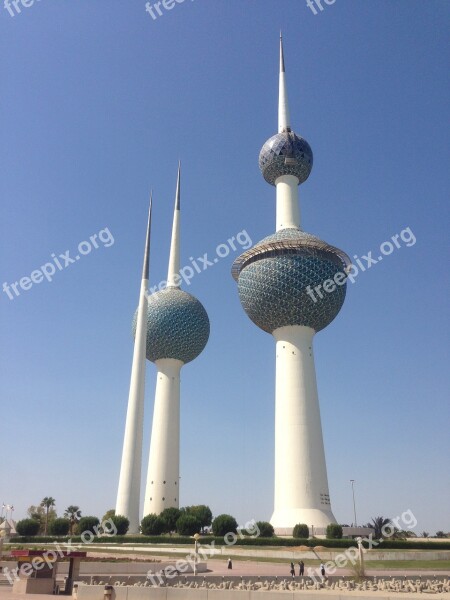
[
  {"xmin": 133, "ymin": 288, "xmax": 209, "ymax": 364},
  {"xmin": 259, "ymin": 131, "xmax": 313, "ymax": 186}
]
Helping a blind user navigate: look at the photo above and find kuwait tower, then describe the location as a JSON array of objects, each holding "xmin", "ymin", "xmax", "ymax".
[
  {"xmin": 116, "ymin": 197, "xmax": 152, "ymax": 534},
  {"xmin": 232, "ymin": 37, "xmax": 351, "ymax": 531},
  {"xmin": 142, "ymin": 164, "xmax": 209, "ymax": 517}
]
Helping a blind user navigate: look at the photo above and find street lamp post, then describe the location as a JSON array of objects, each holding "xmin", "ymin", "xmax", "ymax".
[
  {"xmin": 193, "ymin": 533, "xmax": 200, "ymax": 576},
  {"xmin": 350, "ymin": 480, "xmax": 357, "ymax": 527}
]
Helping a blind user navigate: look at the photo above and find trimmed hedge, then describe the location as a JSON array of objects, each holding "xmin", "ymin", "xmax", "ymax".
[
  {"xmin": 109, "ymin": 515, "xmax": 129, "ymax": 536},
  {"xmin": 49, "ymin": 519, "xmax": 70, "ymax": 536},
  {"xmin": 212, "ymin": 514, "xmax": 238, "ymax": 537},
  {"xmin": 141, "ymin": 515, "xmax": 165, "ymax": 536},
  {"xmin": 9, "ymin": 535, "xmax": 450, "ymax": 550},
  {"xmin": 176, "ymin": 514, "xmax": 201, "ymax": 536},
  {"xmin": 293, "ymin": 524, "xmax": 310, "ymax": 538},
  {"xmin": 326, "ymin": 523, "xmax": 343, "ymax": 539},
  {"xmin": 256, "ymin": 521, "xmax": 275, "ymax": 538},
  {"xmin": 16, "ymin": 519, "xmax": 40, "ymax": 537},
  {"xmin": 77, "ymin": 517, "xmax": 100, "ymax": 535}
]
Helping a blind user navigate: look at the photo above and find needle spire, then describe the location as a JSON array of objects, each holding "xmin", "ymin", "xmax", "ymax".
[
  {"xmin": 167, "ymin": 162, "xmax": 181, "ymax": 288},
  {"xmin": 278, "ymin": 33, "xmax": 291, "ymax": 133}
]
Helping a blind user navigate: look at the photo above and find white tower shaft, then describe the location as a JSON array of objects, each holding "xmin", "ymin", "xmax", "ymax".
[
  {"xmin": 270, "ymin": 325, "xmax": 336, "ymax": 530},
  {"xmin": 144, "ymin": 165, "xmax": 184, "ymax": 517},
  {"xmin": 116, "ymin": 198, "xmax": 152, "ymax": 534},
  {"xmin": 143, "ymin": 358, "xmax": 183, "ymax": 516},
  {"xmin": 276, "ymin": 175, "xmax": 301, "ymax": 231}
]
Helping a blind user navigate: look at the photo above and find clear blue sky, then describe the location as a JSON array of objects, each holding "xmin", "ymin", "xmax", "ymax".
[{"xmin": 1, "ymin": 0, "xmax": 449, "ymax": 535}]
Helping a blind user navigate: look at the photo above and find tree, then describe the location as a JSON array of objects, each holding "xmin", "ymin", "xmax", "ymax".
[
  {"xmin": 110, "ymin": 515, "xmax": 129, "ymax": 536},
  {"xmin": 40, "ymin": 497, "xmax": 56, "ymax": 536},
  {"xmin": 64, "ymin": 506, "xmax": 82, "ymax": 535},
  {"xmin": 49, "ymin": 519, "xmax": 70, "ymax": 536},
  {"xmin": 16, "ymin": 519, "xmax": 40, "ymax": 537},
  {"xmin": 77, "ymin": 516, "xmax": 100, "ymax": 535},
  {"xmin": 421, "ymin": 531, "xmax": 429, "ymax": 538},
  {"xmin": 370, "ymin": 517, "xmax": 392, "ymax": 539},
  {"xmin": 27, "ymin": 505, "xmax": 57, "ymax": 535},
  {"xmin": 182, "ymin": 506, "xmax": 213, "ymax": 531},
  {"xmin": 141, "ymin": 514, "xmax": 165, "ymax": 535},
  {"xmin": 436, "ymin": 531, "xmax": 447, "ymax": 538},
  {"xmin": 256, "ymin": 521, "xmax": 274, "ymax": 538},
  {"xmin": 160, "ymin": 507, "xmax": 182, "ymax": 533},
  {"xmin": 212, "ymin": 514, "xmax": 238, "ymax": 537},
  {"xmin": 326, "ymin": 523, "xmax": 343, "ymax": 539},
  {"xmin": 394, "ymin": 529, "xmax": 417, "ymax": 539},
  {"xmin": 102, "ymin": 509, "xmax": 115, "ymax": 522},
  {"xmin": 176, "ymin": 514, "xmax": 201, "ymax": 536},
  {"xmin": 293, "ymin": 523, "xmax": 309, "ymax": 538}
]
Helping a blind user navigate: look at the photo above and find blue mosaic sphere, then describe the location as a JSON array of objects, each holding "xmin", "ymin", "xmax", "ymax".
[
  {"xmin": 232, "ymin": 229, "xmax": 349, "ymax": 334},
  {"xmin": 259, "ymin": 131, "xmax": 313, "ymax": 185},
  {"xmin": 133, "ymin": 288, "xmax": 209, "ymax": 364}
]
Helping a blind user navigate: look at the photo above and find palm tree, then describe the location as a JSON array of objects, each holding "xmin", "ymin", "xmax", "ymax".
[
  {"xmin": 370, "ymin": 516, "xmax": 392, "ymax": 539},
  {"xmin": 40, "ymin": 497, "xmax": 56, "ymax": 535},
  {"xmin": 64, "ymin": 506, "xmax": 82, "ymax": 535}
]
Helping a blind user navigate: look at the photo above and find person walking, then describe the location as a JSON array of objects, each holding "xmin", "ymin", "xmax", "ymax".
[
  {"xmin": 290, "ymin": 562, "xmax": 295, "ymax": 577},
  {"xmin": 227, "ymin": 558, "xmax": 232, "ymax": 570},
  {"xmin": 320, "ymin": 562, "xmax": 326, "ymax": 580},
  {"xmin": 298, "ymin": 560, "xmax": 305, "ymax": 576}
]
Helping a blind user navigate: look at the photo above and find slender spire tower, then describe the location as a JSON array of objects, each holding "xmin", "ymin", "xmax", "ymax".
[
  {"xmin": 116, "ymin": 196, "xmax": 152, "ymax": 534},
  {"xmin": 232, "ymin": 36, "xmax": 351, "ymax": 531},
  {"xmin": 142, "ymin": 165, "xmax": 210, "ymax": 517}
]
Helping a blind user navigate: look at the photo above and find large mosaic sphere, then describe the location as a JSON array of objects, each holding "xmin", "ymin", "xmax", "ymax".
[
  {"xmin": 232, "ymin": 228, "xmax": 349, "ymax": 334},
  {"xmin": 133, "ymin": 288, "xmax": 209, "ymax": 364},
  {"xmin": 259, "ymin": 131, "xmax": 313, "ymax": 186}
]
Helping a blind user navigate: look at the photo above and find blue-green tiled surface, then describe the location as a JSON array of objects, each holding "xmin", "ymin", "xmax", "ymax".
[
  {"xmin": 133, "ymin": 288, "xmax": 209, "ymax": 364},
  {"xmin": 235, "ymin": 229, "xmax": 347, "ymax": 334},
  {"xmin": 259, "ymin": 131, "xmax": 313, "ymax": 185}
]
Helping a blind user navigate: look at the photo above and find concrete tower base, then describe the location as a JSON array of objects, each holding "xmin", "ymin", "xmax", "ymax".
[
  {"xmin": 270, "ymin": 325, "xmax": 337, "ymax": 531},
  {"xmin": 271, "ymin": 508, "xmax": 336, "ymax": 533},
  {"xmin": 143, "ymin": 358, "xmax": 183, "ymax": 517}
]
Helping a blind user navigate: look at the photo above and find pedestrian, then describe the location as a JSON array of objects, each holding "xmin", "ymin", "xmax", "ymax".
[
  {"xmin": 298, "ymin": 560, "xmax": 305, "ymax": 576},
  {"xmin": 227, "ymin": 558, "xmax": 232, "ymax": 570},
  {"xmin": 290, "ymin": 562, "xmax": 295, "ymax": 577},
  {"xmin": 320, "ymin": 562, "xmax": 326, "ymax": 580}
]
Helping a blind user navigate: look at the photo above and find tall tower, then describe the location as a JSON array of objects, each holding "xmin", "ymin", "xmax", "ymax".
[
  {"xmin": 116, "ymin": 197, "xmax": 152, "ymax": 534},
  {"xmin": 232, "ymin": 37, "xmax": 351, "ymax": 531},
  {"xmin": 142, "ymin": 164, "xmax": 210, "ymax": 517}
]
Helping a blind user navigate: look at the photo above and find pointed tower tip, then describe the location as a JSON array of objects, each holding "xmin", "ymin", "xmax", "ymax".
[
  {"xmin": 142, "ymin": 192, "xmax": 152, "ymax": 281},
  {"xmin": 278, "ymin": 34, "xmax": 290, "ymax": 132},
  {"xmin": 279, "ymin": 33, "xmax": 285, "ymax": 74},
  {"xmin": 175, "ymin": 162, "xmax": 181, "ymax": 211},
  {"xmin": 167, "ymin": 165, "xmax": 181, "ymax": 287}
]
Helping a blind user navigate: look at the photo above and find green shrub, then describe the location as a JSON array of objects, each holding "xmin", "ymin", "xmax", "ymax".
[
  {"xmin": 110, "ymin": 515, "xmax": 129, "ymax": 536},
  {"xmin": 293, "ymin": 523, "xmax": 309, "ymax": 538},
  {"xmin": 16, "ymin": 519, "xmax": 40, "ymax": 537},
  {"xmin": 77, "ymin": 516, "xmax": 100, "ymax": 535},
  {"xmin": 49, "ymin": 518, "xmax": 70, "ymax": 536},
  {"xmin": 256, "ymin": 521, "xmax": 274, "ymax": 538},
  {"xmin": 160, "ymin": 508, "xmax": 182, "ymax": 533},
  {"xmin": 176, "ymin": 514, "xmax": 201, "ymax": 536},
  {"xmin": 182, "ymin": 506, "xmax": 213, "ymax": 529},
  {"xmin": 212, "ymin": 514, "xmax": 238, "ymax": 537},
  {"xmin": 177, "ymin": 513, "xmax": 201, "ymax": 535},
  {"xmin": 326, "ymin": 523, "xmax": 343, "ymax": 539},
  {"xmin": 141, "ymin": 514, "xmax": 165, "ymax": 535},
  {"xmin": 9, "ymin": 533, "xmax": 450, "ymax": 551}
]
